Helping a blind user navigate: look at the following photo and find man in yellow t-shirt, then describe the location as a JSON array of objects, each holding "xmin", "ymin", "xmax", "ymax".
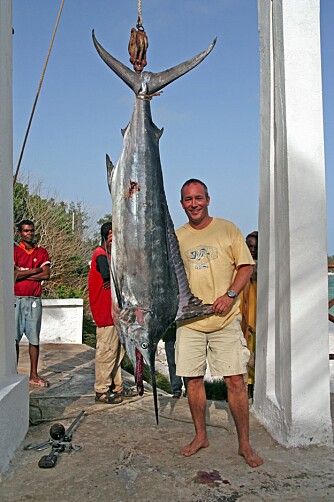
[
  {"xmin": 241, "ymin": 231, "xmax": 258, "ymax": 397},
  {"xmin": 175, "ymin": 179, "xmax": 263, "ymax": 468}
]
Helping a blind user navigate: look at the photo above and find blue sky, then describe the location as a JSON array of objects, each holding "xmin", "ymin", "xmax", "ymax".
[{"xmin": 12, "ymin": 0, "xmax": 334, "ymax": 253}]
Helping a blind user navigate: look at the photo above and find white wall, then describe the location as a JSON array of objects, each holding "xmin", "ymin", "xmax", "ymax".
[
  {"xmin": 21, "ymin": 299, "xmax": 84, "ymax": 344},
  {"xmin": 254, "ymin": 0, "xmax": 332, "ymax": 446}
]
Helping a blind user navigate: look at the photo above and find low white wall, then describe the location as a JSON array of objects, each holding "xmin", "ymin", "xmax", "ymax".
[
  {"xmin": 0, "ymin": 375, "xmax": 29, "ymax": 474},
  {"xmin": 22, "ymin": 299, "xmax": 84, "ymax": 344}
]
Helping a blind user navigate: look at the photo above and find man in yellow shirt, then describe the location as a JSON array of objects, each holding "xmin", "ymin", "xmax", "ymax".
[
  {"xmin": 241, "ymin": 231, "xmax": 258, "ymax": 398},
  {"xmin": 176, "ymin": 179, "xmax": 263, "ymax": 468}
]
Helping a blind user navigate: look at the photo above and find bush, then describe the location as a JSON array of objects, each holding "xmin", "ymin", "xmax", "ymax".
[
  {"xmin": 83, "ymin": 332, "xmax": 96, "ymax": 349},
  {"xmin": 204, "ymin": 379, "xmax": 228, "ymax": 401}
]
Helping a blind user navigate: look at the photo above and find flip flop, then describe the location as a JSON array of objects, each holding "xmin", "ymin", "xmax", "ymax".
[{"xmin": 29, "ymin": 378, "xmax": 50, "ymax": 388}]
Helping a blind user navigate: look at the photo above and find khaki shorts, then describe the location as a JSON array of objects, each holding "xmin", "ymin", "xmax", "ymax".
[{"xmin": 175, "ymin": 314, "xmax": 250, "ymax": 378}]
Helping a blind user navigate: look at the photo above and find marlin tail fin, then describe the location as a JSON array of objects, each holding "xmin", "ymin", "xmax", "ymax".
[{"xmin": 92, "ymin": 30, "xmax": 216, "ymax": 96}]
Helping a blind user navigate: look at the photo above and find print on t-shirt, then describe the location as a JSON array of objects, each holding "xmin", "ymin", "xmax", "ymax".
[{"xmin": 184, "ymin": 245, "xmax": 218, "ymax": 270}]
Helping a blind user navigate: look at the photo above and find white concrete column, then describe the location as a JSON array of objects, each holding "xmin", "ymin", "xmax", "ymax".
[
  {"xmin": 0, "ymin": 0, "xmax": 15, "ymax": 378},
  {"xmin": 254, "ymin": 0, "xmax": 332, "ymax": 446},
  {"xmin": 0, "ymin": 0, "xmax": 29, "ymax": 473}
]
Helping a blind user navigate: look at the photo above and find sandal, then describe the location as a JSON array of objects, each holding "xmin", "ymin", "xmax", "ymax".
[
  {"xmin": 29, "ymin": 378, "xmax": 50, "ymax": 388},
  {"xmin": 95, "ymin": 390, "xmax": 123, "ymax": 404},
  {"xmin": 114, "ymin": 387, "xmax": 138, "ymax": 398}
]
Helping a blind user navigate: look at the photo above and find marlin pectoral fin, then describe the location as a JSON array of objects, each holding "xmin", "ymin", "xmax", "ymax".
[
  {"xmin": 175, "ymin": 296, "xmax": 213, "ymax": 322},
  {"xmin": 106, "ymin": 154, "xmax": 115, "ymax": 194}
]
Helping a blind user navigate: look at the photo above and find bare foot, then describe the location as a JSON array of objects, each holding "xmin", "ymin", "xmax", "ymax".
[
  {"xmin": 238, "ymin": 445, "xmax": 264, "ymax": 468},
  {"xmin": 181, "ymin": 436, "xmax": 209, "ymax": 457}
]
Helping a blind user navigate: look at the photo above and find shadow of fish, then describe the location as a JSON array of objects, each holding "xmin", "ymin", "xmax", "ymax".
[{"xmin": 92, "ymin": 31, "xmax": 216, "ymax": 423}]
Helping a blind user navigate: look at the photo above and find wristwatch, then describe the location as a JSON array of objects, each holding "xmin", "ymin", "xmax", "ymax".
[{"xmin": 227, "ymin": 289, "xmax": 237, "ymax": 299}]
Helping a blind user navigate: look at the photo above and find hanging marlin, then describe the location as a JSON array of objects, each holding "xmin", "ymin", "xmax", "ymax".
[{"xmin": 92, "ymin": 31, "xmax": 216, "ymax": 422}]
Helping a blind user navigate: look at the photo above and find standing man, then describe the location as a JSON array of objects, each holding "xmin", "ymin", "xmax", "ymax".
[
  {"xmin": 89, "ymin": 222, "xmax": 128, "ymax": 404},
  {"xmin": 175, "ymin": 179, "xmax": 263, "ymax": 467},
  {"xmin": 14, "ymin": 220, "xmax": 51, "ymax": 387},
  {"xmin": 241, "ymin": 231, "xmax": 258, "ymax": 399}
]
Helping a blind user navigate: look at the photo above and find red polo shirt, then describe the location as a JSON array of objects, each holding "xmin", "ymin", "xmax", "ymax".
[{"xmin": 14, "ymin": 242, "xmax": 50, "ymax": 297}]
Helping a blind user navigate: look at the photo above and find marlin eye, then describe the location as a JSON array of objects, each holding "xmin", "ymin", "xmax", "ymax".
[{"xmin": 141, "ymin": 342, "xmax": 148, "ymax": 349}]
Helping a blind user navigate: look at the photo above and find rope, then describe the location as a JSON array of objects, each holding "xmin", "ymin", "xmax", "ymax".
[
  {"xmin": 136, "ymin": 91, "xmax": 163, "ymax": 101},
  {"xmin": 13, "ymin": 0, "xmax": 65, "ymax": 186},
  {"xmin": 28, "ymin": 392, "xmax": 232, "ymax": 432},
  {"xmin": 28, "ymin": 393, "xmax": 152, "ymax": 425},
  {"xmin": 29, "ymin": 400, "xmax": 233, "ymax": 432},
  {"xmin": 137, "ymin": 0, "xmax": 143, "ymax": 28}
]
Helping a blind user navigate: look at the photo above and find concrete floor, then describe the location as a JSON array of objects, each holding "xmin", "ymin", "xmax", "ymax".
[{"xmin": 0, "ymin": 343, "xmax": 333, "ymax": 502}]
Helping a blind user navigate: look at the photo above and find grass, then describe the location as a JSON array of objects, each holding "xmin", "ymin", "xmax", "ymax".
[
  {"xmin": 121, "ymin": 354, "xmax": 172, "ymax": 394},
  {"xmin": 83, "ymin": 331, "xmax": 227, "ymax": 400}
]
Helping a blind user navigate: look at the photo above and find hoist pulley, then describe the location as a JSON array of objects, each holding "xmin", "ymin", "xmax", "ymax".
[{"xmin": 128, "ymin": 1, "xmax": 148, "ymax": 73}]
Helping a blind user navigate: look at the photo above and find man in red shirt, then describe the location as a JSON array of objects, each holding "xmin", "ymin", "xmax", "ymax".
[
  {"xmin": 88, "ymin": 222, "xmax": 127, "ymax": 404},
  {"xmin": 14, "ymin": 220, "xmax": 51, "ymax": 387}
]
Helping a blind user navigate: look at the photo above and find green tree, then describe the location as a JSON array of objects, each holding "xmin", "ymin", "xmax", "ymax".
[
  {"xmin": 13, "ymin": 181, "xmax": 30, "ymax": 228},
  {"xmin": 97, "ymin": 213, "xmax": 112, "ymax": 226},
  {"xmin": 90, "ymin": 213, "xmax": 113, "ymax": 247},
  {"xmin": 13, "ymin": 180, "xmax": 92, "ymax": 302}
]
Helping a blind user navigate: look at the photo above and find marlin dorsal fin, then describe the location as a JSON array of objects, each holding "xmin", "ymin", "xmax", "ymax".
[{"xmin": 105, "ymin": 154, "xmax": 115, "ymax": 194}]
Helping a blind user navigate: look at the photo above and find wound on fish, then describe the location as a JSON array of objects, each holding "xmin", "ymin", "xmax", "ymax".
[{"xmin": 128, "ymin": 180, "xmax": 140, "ymax": 197}]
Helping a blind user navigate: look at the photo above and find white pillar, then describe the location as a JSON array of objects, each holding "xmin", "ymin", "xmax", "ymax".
[
  {"xmin": 254, "ymin": 0, "xmax": 332, "ymax": 446},
  {"xmin": 0, "ymin": 0, "xmax": 29, "ymax": 473}
]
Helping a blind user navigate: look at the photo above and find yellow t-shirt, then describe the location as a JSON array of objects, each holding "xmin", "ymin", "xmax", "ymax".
[{"xmin": 176, "ymin": 217, "xmax": 254, "ymax": 333}]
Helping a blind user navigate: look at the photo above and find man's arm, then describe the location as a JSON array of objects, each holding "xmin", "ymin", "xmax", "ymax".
[
  {"xmin": 26, "ymin": 264, "xmax": 50, "ymax": 282},
  {"xmin": 16, "ymin": 267, "xmax": 43, "ymax": 281},
  {"xmin": 15, "ymin": 247, "xmax": 51, "ymax": 282},
  {"xmin": 96, "ymin": 255, "xmax": 111, "ymax": 289},
  {"xmin": 212, "ymin": 264, "xmax": 254, "ymax": 314}
]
